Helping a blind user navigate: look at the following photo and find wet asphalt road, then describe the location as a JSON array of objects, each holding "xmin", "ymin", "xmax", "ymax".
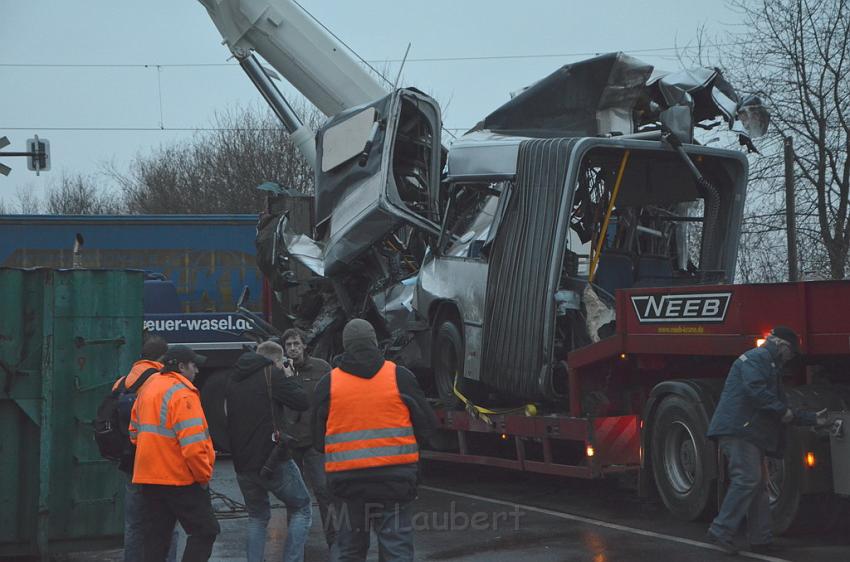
[
  {"xmin": 417, "ymin": 462, "xmax": 850, "ymax": 562},
  {"xmin": 62, "ymin": 458, "xmax": 850, "ymax": 561}
]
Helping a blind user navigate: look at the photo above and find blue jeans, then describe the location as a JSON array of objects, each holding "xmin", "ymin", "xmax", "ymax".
[
  {"xmin": 236, "ymin": 459, "xmax": 312, "ymax": 562},
  {"xmin": 124, "ymin": 474, "xmax": 178, "ymax": 562},
  {"xmin": 291, "ymin": 446, "xmax": 335, "ymax": 547},
  {"xmin": 709, "ymin": 437, "xmax": 773, "ymax": 545},
  {"xmin": 330, "ymin": 500, "xmax": 413, "ymax": 562}
]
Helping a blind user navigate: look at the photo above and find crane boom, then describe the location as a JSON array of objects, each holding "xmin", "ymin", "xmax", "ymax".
[{"xmin": 198, "ymin": 0, "xmax": 387, "ymax": 117}]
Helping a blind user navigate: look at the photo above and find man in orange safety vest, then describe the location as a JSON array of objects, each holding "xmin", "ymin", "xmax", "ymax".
[
  {"xmin": 312, "ymin": 319, "xmax": 436, "ymax": 561},
  {"xmin": 113, "ymin": 334, "xmax": 177, "ymax": 562},
  {"xmin": 130, "ymin": 345, "xmax": 219, "ymax": 562}
]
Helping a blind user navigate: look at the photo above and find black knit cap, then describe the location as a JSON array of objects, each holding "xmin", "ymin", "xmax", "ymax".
[
  {"xmin": 162, "ymin": 345, "xmax": 207, "ymax": 367},
  {"xmin": 771, "ymin": 325, "xmax": 800, "ymax": 353},
  {"xmin": 342, "ymin": 318, "xmax": 378, "ymax": 351}
]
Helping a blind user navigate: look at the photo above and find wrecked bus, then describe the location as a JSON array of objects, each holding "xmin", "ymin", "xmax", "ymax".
[
  {"xmin": 252, "ymin": 53, "xmax": 847, "ymax": 534},
  {"xmin": 198, "ymin": 0, "xmax": 850, "ymax": 534},
  {"xmin": 262, "ymin": 53, "xmax": 754, "ymax": 405},
  {"xmin": 420, "ymin": 134, "xmax": 747, "ymax": 406}
]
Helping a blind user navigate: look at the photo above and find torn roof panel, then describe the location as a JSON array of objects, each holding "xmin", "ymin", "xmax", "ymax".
[
  {"xmin": 470, "ymin": 52, "xmax": 768, "ymax": 143},
  {"xmin": 473, "ymin": 52, "xmax": 653, "ymax": 138}
]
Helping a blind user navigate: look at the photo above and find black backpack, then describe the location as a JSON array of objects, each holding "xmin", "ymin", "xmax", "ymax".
[{"xmin": 94, "ymin": 367, "xmax": 158, "ymax": 461}]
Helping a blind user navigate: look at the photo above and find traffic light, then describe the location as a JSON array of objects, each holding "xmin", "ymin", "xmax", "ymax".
[{"xmin": 27, "ymin": 136, "xmax": 50, "ymax": 172}]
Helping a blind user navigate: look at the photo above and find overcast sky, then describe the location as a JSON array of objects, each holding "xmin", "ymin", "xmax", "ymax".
[{"xmin": 0, "ymin": 0, "xmax": 739, "ymax": 208}]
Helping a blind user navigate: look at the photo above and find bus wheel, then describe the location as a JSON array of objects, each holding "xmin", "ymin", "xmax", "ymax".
[
  {"xmin": 434, "ymin": 320, "xmax": 464, "ymax": 409},
  {"xmin": 651, "ymin": 395, "xmax": 715, "ymax": 521}
]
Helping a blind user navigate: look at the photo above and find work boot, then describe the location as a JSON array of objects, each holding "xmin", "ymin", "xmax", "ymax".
[{"xmin": 706, "ymin": 531, "xmax": 738, "ymax": 556}]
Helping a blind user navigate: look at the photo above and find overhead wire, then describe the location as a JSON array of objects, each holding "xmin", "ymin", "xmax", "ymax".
[
  {"xmin": 0, "ymin": 41, "xmax": 747, "ymax": 69},
  {"xmin": 0, "ymin": 39, "xmax": 749, "ymax": 136}
]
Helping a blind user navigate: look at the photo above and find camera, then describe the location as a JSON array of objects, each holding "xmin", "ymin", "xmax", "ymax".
[{"xmin": 259, "ymin": 432, "xmax": 295, "ymax": 479}]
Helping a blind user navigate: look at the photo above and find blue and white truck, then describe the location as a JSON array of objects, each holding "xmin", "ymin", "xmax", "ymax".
[{"xmin": 0, "ymin": 214, "xmax": 265, "ymax": 371}]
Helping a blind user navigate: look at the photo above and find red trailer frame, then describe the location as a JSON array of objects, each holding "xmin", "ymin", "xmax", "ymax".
[{"xmin": 424, "ymin": 281, "xmax": 850, "ymax": 482}]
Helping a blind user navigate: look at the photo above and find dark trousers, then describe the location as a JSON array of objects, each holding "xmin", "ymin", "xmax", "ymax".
[
  {"xmin": 141, "ymin": 484, "xmax": 220, "ymax": 562},
  {"xmin": 124, "ymin": 473, "xmax": 178, "ymax": 562},
  {"xmin": 329, "ymin": 499, "xmax": 413, "ymax": 562},
  {"xmin": 291, "ymin": 446, "xmax": 336, "ymax": 547},
  {"xmin": 708, "ymin": 437, "xmax": 773, "ymax": 545}
]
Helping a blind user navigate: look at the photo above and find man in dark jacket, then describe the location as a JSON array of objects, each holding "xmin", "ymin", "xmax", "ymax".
[
  {"xmin": 312, "ymin": 318, "xmax": 437, "ymax": 562},
  {"xmin": 281, "ymin": 328, "xmax": 335, "ymax": 548},
  {"xmin": 226, "ymin": 341, "xmax": 312, "ymax": 562},
  {"xmin": 706, "ymin": 326, "xmax": 823, "ymax": 555}
]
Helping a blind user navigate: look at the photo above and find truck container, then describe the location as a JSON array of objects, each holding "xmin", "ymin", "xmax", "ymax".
[
  {"xmin": 0, "ymin": 268, "xmax": 143, "ymax": 558},
  {"xmin": 0, "ymin": 214, "xmax": 264, "ymax": 369}
]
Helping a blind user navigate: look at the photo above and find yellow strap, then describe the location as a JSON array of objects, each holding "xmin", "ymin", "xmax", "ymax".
[
  {"xmin": 588, "ymin": 149, "xmax": 631, "ymax": 283},
  {"xmin": 451, "ymin": 375, "xmax": 537, "ymax": 424}
]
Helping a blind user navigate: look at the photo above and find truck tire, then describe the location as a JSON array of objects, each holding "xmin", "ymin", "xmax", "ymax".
[
  {"xmin": 765, "ymin": 440, "xmax": 800, "ymax": 535},
  {"xmin": 650, "ymin": 395, "xmax": 715, "ymax": 521},
  {"xmin": 433, "ymin": 320, "xmax": 464, "ymax": 409}
]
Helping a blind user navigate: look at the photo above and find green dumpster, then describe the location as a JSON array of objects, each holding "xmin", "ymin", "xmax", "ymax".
[{"xmin": 0, "ymin": 268, "xmax": 143, "ymax": 558}]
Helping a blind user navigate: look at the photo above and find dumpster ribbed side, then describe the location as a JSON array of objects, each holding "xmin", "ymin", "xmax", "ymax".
[
  {"xmin": 0, "ymin": 268, "xmax": 40, "ymax": 552},
  {"xmin": 0, "ymin": 268, "xmax": 143, "ymax": 557}
]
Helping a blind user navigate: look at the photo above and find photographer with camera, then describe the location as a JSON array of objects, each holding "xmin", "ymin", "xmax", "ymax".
[
  {"xmin": 225, "ymin": 341, "xmax": 312, "ymax": 562},
  {"xmin": 280, "ymin": 328, "xmax": 335, "ymax": 549}
]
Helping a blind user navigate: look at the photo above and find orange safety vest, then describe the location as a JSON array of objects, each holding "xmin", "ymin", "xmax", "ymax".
[
  {"xmin": 129, "ymin": 371, "xmax": 215, "ymax": 485},
  {"xmin": 112, "ymin": 359, "xmax": 163, "ymax": 392},
  {"xmin": 325, "ymin": 360, "xmax": 419, "ymax": 473}
]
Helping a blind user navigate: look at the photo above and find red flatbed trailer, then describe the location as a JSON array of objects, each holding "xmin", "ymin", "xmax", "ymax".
[{"xmin": 424, "ymin": 281, "xmax": 850, "ymax": 532}]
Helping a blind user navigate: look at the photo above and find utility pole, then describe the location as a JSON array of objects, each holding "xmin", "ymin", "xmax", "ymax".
[{"xmin": 784, "ymin": 136, "xmax": 799, "ymax": 281}]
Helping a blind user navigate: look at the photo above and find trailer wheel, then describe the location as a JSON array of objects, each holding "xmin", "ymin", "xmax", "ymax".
[
  {"xmin": 434, "ymin": 320, "xmax": 464, "ymax": 409},
  {"xmin": 765, "ymin": 447, "xmax": 799, "ymax": 535},
  {"xmin": 650, "ymin": 395, "xmax": 714, "ymax": 521}
]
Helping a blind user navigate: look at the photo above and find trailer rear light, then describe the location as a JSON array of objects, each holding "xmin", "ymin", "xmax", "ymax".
[
  {"xmin": 805, "ymin": 451, "xmax": 816, "ymax": 468},
  {"xmin": 586, "ymin": 444, "xmax": 595, "ymax": 457}
]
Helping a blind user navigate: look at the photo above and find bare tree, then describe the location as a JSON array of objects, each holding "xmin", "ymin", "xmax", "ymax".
[
  {"xmin": 726, "ymin": 0, "xmax": 850, "ymax": 279},
  {"xmin": 111, "ymin": 104, "xmax": 317, "ymax": 214},
  {"xmin": 43, "ymin": 173, "xmax": 124, "ymax": 214},
  {"xmin": 13, "ymin": 185, "xmax": 42, "ymax": 214}
]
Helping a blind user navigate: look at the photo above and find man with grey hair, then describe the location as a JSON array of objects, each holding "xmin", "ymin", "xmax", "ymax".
[
  {"xmin": 706, "ymin": 326, "xmax": 825, "ymax": 555},
  {"xmin": 256, "ymin": 340, "xmax": 285, "ymax": 363},
  {"xmin": 225, "ymin": 340, "xmax": 312, "ymax": 562}
]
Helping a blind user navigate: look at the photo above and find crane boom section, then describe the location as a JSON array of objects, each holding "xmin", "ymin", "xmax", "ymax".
[{"xmin": 199, "ymin": 0, "xmax": 387, "ymax": 117}]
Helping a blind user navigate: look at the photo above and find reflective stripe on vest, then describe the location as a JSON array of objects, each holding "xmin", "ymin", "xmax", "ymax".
[
  {"xmin": 325, "ymin": 360, "xmax": 420, "ymax": 472},
  {"xmin": 130, "ymin": 371, "xmax": 215, "ymax": 486},
  {"xmin": 131, "ymin": 382, "xmax": 206, "ymax": 448}
]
